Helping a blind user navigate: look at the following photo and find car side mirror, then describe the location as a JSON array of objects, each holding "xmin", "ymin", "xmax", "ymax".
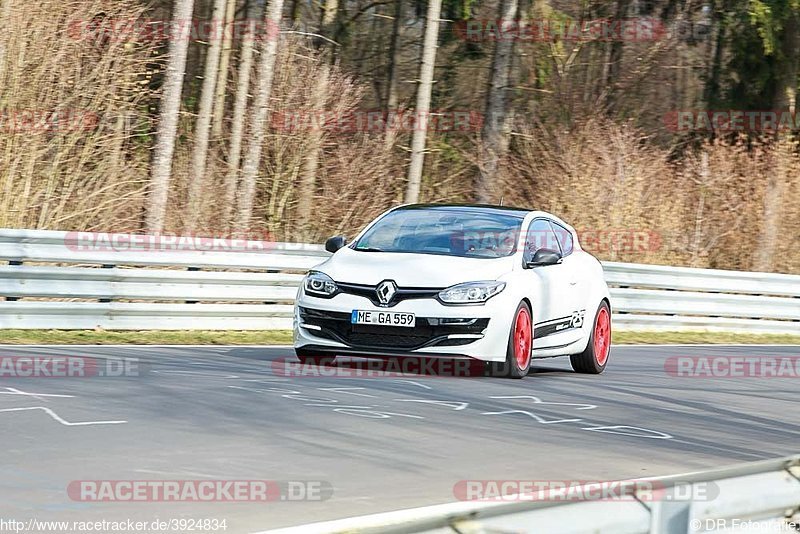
[
  {"xmin": 325, "ymin": 236, "xmax": 346, "ymax": 253},
  {"xmin": 526, "ymin": 248, "xmax": 562, "ymax": 268}
]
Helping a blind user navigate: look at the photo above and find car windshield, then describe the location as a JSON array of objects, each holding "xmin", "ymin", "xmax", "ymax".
[{"xmin": 353, "ymin": 207, "xmax": 524, "ymax": 258}]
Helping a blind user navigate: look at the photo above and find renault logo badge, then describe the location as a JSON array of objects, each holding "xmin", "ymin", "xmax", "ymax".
[{"xmin": 376, "ymin": 280, "xmax": 397, "ymax": 305}]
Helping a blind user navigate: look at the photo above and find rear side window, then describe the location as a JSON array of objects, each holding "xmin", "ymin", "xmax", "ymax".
[{"xmin": 551, "ymin": 222, "xmax": 574, "ymax": 256}]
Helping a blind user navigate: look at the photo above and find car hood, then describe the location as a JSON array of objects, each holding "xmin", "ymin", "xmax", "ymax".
[{"xmin": 313, "ymin": 247, "xmax": 516, "ymax": 287}]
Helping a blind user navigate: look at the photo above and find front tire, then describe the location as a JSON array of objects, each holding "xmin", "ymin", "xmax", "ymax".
[
  {"xmin": 489, "ymin": 301, "xmax": 532, "ymax": 379},
  {"xmin": 570, "ymin": 301, "xmax": 611, "ymax": 374},
  {"xmin": 295, "ymin": 348, "xmax": 336, "ymax": 366}
]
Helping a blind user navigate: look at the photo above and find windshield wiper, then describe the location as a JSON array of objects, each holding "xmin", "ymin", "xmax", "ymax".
[{"xmin": 355, "ymin": 247, "xmax": 385, "ymax": 252}]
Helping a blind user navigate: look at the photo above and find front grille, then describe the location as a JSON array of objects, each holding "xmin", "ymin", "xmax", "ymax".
[
  {"xmin": 337, "ymin": 282, "xmax": 441, "ymax": 307},
  {"xmin": 299, "ymin": 307, "xmax": 488, "ymax": 350}
]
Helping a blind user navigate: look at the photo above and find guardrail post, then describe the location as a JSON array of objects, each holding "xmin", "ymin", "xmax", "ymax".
[
  {"xmin": 649, "ymin": 499, "xmax": 692, "ymax": 534},
  {"xmin": 186, "ymin": 267, "xmax": 200, "ymax": 304},
  {"xmin": 99, "ymin": 264, "xmax": 115, "ymax": 303},
  {"xmin": 5, "ymin": 260, "xmax": 22, "ymax": 301}
]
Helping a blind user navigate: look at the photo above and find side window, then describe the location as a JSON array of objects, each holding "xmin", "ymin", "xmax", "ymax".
[
  {"xmin": 524, "ymin": 219, "xmax": 561, "ymax": 260},
  {"xmin": 551, "ymin": 222, "xmax": 574, "ymax": 256}
]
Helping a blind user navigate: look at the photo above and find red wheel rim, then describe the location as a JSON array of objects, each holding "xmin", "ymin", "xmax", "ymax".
[
  {"xmin": 513, "ymin": 307, "xmax": 532, "ymax": 370},
  {"xmin": 594, "ymin": 307, "xmax": 610, "ymax": 366}
]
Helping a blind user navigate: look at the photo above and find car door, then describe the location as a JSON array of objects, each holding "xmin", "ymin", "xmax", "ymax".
[
  {"xmin": 523, "ymin": 218, "xmax": 577, "ymax": 348},
  {"xmin": 547, "ymin": 220, "xmax": 585, "ymax": 345}
]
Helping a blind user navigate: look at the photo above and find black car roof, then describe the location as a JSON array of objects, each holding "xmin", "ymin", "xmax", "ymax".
[{"xmin": 396, "ymin": 203, "xmax": 532, "ymax": 219}]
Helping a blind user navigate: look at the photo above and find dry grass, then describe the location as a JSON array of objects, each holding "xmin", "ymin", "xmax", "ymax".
[
  {"xmin": 0, "ymin": 0, "xmax": 157, "ymax": 231},
  {"xmin": 1, "ymin": 329, "xmax": 797, "ymax": 346},
  {"xmin": 501, "ymin": 119, "xmax": 800, "ymax": 272}
]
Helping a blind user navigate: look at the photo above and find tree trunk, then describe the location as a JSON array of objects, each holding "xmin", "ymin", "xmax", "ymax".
[
  {"xmin": 754, "ymin": 9, "xmax": 798, "ymax": 272},
  {"xmin": 186, "ymin": 0, "xmax": 228, "ymax": 232},
  {"xmin": 384, "ymin": 0, "xmax": 403, "ymax": 148},
  {"xmin": 211, "ymin": 0, "xmax": 238, "ymax": 139},
  {"xmin": 385, "ymin": 0, "xmax": 403, "ymax": 111},
  {"xmin": 294, "ymin": 0, "xmax": 337, "ymax": 238},
  {"xmin": 320, "ymin": 0, "xmax": 338, "ymax": 28},
  {"xmin": 404, "ymin": 0, "xmax": 443, "ymax": 204},
  {"xmin": 604, "ymin": 0, "xmax": 631, "ymax": 110},
  {"xmin": 295, "ymin": 66, "xmax": 329, "ymax": 239},
  {"xmin": 145, "ymin": 0, "xmax": 196, "ymax": 234},
  {"xmin": 703, "ymin": 0, "xmax": 727, "ymax": 107},
  {"xmin": 223, "ymin": 18, "xmax": 256, "ymax": 228},
  {"xmin": 475, "ymin": 0, "xmax": 518, "ymax": 203},
  {"xmin": 234, "ymin": 0, "xmax": 285, "ymax": 233}
]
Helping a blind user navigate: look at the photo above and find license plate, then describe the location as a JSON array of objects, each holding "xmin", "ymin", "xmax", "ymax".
[{"xmin": 351, "ymin": 310, "xmax": 415, "ymax": 327}]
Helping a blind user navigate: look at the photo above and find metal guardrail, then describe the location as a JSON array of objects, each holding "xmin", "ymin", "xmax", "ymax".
[
  {"xmin": 259, "ymin": 454, "xmax": 800, "ymax": 534},
  {"xmin": 0, "ymin": 228, "xmax": 799, "ymax": 333}
]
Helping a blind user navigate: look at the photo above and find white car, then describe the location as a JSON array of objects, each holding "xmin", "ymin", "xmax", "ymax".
[{"xmin": 293, "ymin": 204, "xmax": 611, "ymax": 378}]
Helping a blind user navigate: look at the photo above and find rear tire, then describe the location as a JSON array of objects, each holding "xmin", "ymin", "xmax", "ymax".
[
  {"xmin": 570, "ymin": 301, "xmax": 611, "ymax": 374},
  {"xmin": 295, "ymin": 348, "xmax": 336, "ymax": 366},
  {"xmin": 489, "ymin": 301, "xmax": 532, "ymax": 379}
]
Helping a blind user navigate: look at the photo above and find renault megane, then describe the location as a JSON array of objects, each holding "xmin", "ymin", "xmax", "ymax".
[{"xmin": 293, "ymin": 204, "xmax": 611, "ymax": 378}]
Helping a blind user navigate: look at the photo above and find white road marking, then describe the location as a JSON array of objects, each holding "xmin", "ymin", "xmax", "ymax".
[
  {"xmin": 0, "ymin": 406, "xmax": 126, "ymax": 426},
  {"xmin": 489, "ymin": 395, "xmax": 597, "ymax": 410},
  {"xmin": 582, "ymin": 425, "xmax": 673, "ymax": 439},
  {"xmin": 395, "ymin": 399, "xmax": 469, "ymax": 411},
  {"xmin": 243, "ymin": 378, "xmax": 291, "ymax": 384},
  {"xmin": 332, "ymin": 408, "xmax": 424, "ymax": 419},
  {"xmin": 481, "ymin": 409, "xmax": 583, "ymax": 424},
  {"xmin": 152, "ymin": 370, "xmax": 239, "ymax": 378},
  {"xmin": 317, "ymin": 387, "xmax": 376, "ymax": 398},
  {"xmin": 0, "ymin": 387, "xmax": 75, "ymax": 401},
  {"xmin": 390, "ymin": 380, "xmax": 432, "ymax": 390}
]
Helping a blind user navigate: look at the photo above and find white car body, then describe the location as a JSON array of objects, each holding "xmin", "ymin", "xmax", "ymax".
[{"xmin": 293, "ymin": 204, "xmax": 611, "ymax": 369}]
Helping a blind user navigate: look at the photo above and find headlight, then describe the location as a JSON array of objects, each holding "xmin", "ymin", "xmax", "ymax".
[
  {"xmin": 304, "ymin": 271, "xmax": 338, "ymax": 298},
  {"xmin": 438, "ymin": 281, "xmax": 506, "ymax": 304}
]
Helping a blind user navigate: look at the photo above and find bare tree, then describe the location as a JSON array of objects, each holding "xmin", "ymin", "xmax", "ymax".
[
  {"xmin": 295, "ymin": 0, "xmax": 337, "ymax": 238},
  {"xmin": 754, "ymin": 9, "xmax": 799, "ymax": 272},
  {"xmin": 222, "ymin": 18, "xmax": 257, "ymax": 227},
  {"xmin": 603, "ymin": 0, "xmax": 631, "ymax": 108},
  {"xmin": 212, "ymin": 0, "xmax": 238, "ymax": 139},
  {"xmin": 185, "ymin": 0, "xmax": 228, "ymax": 232},
  {"xmin": 383, "ymin": 0, "xmax": 403, "ymax": 149},
  {"xmin": 295, "ymin": 65, "xmax": 329, "ymax": 239},
  {"xmin": 475, "ymin": 0, "xmax": 518, "ymax": 203},
  {"xmin": 146, "ymin": 0, "xmax": 196, "ymax": 233},
  {"xmin": 404, "ymin": 0, "xmax": 443, "ymax": 204},
  {"xmin": 384, "ymin": 0, "xmax": 402, "ymax": 112},
  {"xmin": 234, "ymin": 0, "xmax": 286, "ymax": 233}
]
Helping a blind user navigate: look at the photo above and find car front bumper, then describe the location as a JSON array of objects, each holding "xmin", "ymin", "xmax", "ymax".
[{"xmin": 293, "ymin": 287, "xmax": 517, "ymax": 362}]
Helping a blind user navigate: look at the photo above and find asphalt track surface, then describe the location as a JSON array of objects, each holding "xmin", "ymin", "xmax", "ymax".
[{"xmin": 1, "ymin": 344, "xmax": 798, "ymax": 533}]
